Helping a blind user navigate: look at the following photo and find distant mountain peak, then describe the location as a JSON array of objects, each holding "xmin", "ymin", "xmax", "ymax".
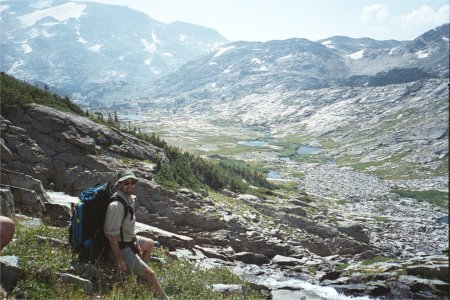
[{"xmin": 0, "ymin": 0, "xmax": 227, "ymax": 104}]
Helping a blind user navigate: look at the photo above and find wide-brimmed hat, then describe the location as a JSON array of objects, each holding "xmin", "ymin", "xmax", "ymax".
[{"xmin": 115, "ymin": 169, "xmax": 138, "ymax": 186}]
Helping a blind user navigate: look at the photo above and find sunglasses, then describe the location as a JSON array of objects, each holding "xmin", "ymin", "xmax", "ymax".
[{"xmin": 122, "ymin": 180, "xmax": 137, "ymax": 186}]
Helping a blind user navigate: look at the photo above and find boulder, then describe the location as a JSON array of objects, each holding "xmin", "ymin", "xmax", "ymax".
[
  {"xmin": 44, "ymin": 202, "xmax": 71, "ymax": 227},
  {"xmin": 221, "ymin": 189, "xmax": 237, "ymax": 198},
  {"xmin": 56, "ymin": 272, "xmax": 93, "ymax": 295},
  {"xmin": 406, "ymin": 265, "xmax": 449, "ymax": 282},
  {"xmin": 337, "ymin": 221, "xmax": 370, "ymax": 244},
  {"xmin": 194, "ymin": 245, "xmax": 229, "ymax": 261},
  {"xmin": 237, "ymin": 194, "xmax": 260, "ymax": 202},
  {"xmin": 135, "ymin": 222, "xmax": 194, "ymax": 250},
  {"xmin": 0, "ymin": 169, "xmax": 49, "ymax": 216},
  {"xmin": 2, "ymin": 185, "xmax": 45, "ymax": 217},
  {"xmin": 280, "ymin": 206, "xmax": 307, "ymax": 216},
  {"xmin": 211, "ymin": 284, "xmax": 245, "ymax": 297},
  {"xmin": 271, "ymin": 255, "xmax": 302, "ymax": 266},
  {"xmin": 399, "ymin": 275, "xmax": 449, "ymax": 296},
  {"xmin": 232, "ymin": 252, "xmax": 270, "ymax": 265},
  {"xmin": 0, "ymin": 256, "xmax": 21, "ymax": 293}
]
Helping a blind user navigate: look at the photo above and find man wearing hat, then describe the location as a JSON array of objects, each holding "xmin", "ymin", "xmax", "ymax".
[{"xmin": 104, "ymin": 169, "xmax": 169, "ymax": 299}]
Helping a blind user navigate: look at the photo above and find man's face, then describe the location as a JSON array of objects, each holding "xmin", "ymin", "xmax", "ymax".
[{"xmin": 117, "ymin": 179, "xmax": 136, "ymax": 195}]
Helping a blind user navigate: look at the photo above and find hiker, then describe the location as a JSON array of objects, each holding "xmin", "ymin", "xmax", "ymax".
[
  {"xmin": 104, "ymin": 170, "xmax": 169, "ymax": 299},
  {"xmin": 0, "ymin": 216, "xmax": 15, "ymax": 251}
]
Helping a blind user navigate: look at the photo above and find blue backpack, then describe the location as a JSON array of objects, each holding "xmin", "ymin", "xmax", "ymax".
[{"xmin": 69, "ymin": 182, "xmax": 130, "ymax": 263}]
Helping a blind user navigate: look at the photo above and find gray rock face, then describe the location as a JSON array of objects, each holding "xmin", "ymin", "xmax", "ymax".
[
  {"xmin": 0, "ymin": 189, "xmax": 15, "ymax": 218},
  {"xmin": 337, "ymin": 221, "xmax": 370, "ymax": 244},
  {"xmin": 0, "ymin": 169, "xmax": 47, "ymax": 217},
  {"xmin": 1, "ymin": 104, "xmax": 166, "ymax": 195},
  {"xmin": 232, "ymin": 252, "xmax": 270, "ymax": 265},
  {"xmin": 407, "ymin": 265, "xmax": 449, "ymax": 282}
]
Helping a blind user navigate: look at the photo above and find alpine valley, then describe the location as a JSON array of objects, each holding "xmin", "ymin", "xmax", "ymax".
[{"xmin": 0, "ymin": 1, "xmax": 448, "ymax": 300}]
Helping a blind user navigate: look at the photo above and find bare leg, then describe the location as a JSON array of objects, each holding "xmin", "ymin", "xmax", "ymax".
[
  {"xmin": 0, "ymin": 216, "xmax": 15, "ymax": 251},
  {"xmin": 138, "ymin": 237, "xmax": 154, "ymax": 263},
  {"xmin": 139, "ymin": 267, "xmax": 169, "ymax": 299}
]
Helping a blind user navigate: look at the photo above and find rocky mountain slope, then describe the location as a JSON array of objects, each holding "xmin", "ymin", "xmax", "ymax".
[
  {"xmin": 130, "ymin": 24, "xmax": 448, "ymax": 178},
  {"xmin": 1, "ymin": 78, "xmax": 448, "ymax": 299},
  {"xmin": 0, "ymin": 0, "xmax": 226, "ymax": 104}
]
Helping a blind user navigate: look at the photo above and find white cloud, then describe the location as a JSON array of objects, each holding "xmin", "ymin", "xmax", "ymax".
[
  {"xmin": 360, "ymin": 3, "xmax": 388, "ymax": 23},
  {"xmin": 400, "ymin": 5, "xmax": 449, "ymax": 28}
]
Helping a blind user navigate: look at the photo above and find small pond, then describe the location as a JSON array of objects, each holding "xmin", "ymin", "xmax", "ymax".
[
  {"xmin": 296, "ymin": 146, "xmax": 321, "ymax": 155},
  {"xmin": 237, "ymin": 140, "xmax": 268, "ymax": 147},
  {"xmin": 267, "ymin": 170, "xmax": 281, "ymax": 179}
]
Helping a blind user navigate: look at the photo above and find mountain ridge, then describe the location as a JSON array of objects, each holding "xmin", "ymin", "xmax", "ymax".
[
  {"xmin": 0, "ymin": 0, "xmax": 227, "ymax": 104},
  {"xmin": 144, "ymin": 23, "xmax": 448, "ymax": 103}
]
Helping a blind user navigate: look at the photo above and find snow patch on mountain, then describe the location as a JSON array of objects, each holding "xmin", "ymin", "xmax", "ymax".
[
  {"xmin": 8, "ymin": 60, "xmax": 24, "ymax": 73},
  {"xmin": 17, "ymin": 2, "xmax": 86, "ymax": 27},
  {"xmin": 179, "ymin": 34, "xmax": 187, "ymax": 42},
  {"xmin": 0, "ymin": 4, "xmax": 9, "ymax": 13},
  {"xmin": 78, "ymin": 36, "xmax": 87, "ymax": 44},
  {"xmin": 141, "ymin": 38, "xmax": 157, "ymax": 53},
  {"xmin": 162, "ymin": 52, "xmax": 173, "ymax": 57},
  {"xmin": 276, "ymin": 54, "xmax": 293, "ymax": 62},
  {"xmin": 254, "ymin": 66, "xmax": 268, "ymax": 72},
  {"xmin": 223, "ymin": 65, "xmax": 233, "ymax": 73},
  {"xmin": 152, "ymin": 30, "xmax": 160, "ymax": 44},
  {"xmin": 416, "ymin": 50, "xmax": 429, "ymax": 58},
  {"xmin": 21, "ymin": 43, "xmax": 32, "ymax": 54},
  {"xmin": 389, "ymin": 47, "xmax": 399, "ymax": 55},
  {"xmin": 88, "ymin": 44, "xmax": 102, "ymax": 52},
  {"xmin": 321, "ymin": 40, "xmax": 334, "ymax": 48},
  {"xmin": 145, "ymin": 58, "xmax": 151, "ymax": 65},
  {"xmin": 41, "ymin": 29, "xmax": 53, "ymax": 38},
  {"xmin": 28, "ymin": 28, "xmax": 40, "ymax": 38},
  {"xmin": 214, "ymin": 46, "xmax": 235, "ymax": 58},
  {"xmin": 251, "ymin": 58, "xmax": 263, "ymax": 64},
  {"xmin": 347, "ymin": 50, "xmax": 364, "ymax": 59}
]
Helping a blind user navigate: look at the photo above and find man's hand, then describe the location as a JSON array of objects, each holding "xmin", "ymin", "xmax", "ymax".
[
  {"xmin": 136, "ymin": 242, "xmax": 143, "ymax": 258},
  {"xmin": 116, "ymin": 258, "xmax": 128, "ymax": 273}
]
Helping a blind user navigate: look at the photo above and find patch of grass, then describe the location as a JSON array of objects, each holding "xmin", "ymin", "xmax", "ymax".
[
  {"xmin": 335, "ymin": 199, "xmax": 346, "ymax": 206},
  {"xmin": 392, "ymin": 189, "xmax": 448, "ymax": 208},
  {"xmin": 335, "ymin": 263, "xmax": 349, "ymax": 271},
  {"xmin": 273, "ymin": 180, "xmax": 298, "ymax": 192},
  {"xmin": 3, "ymin": 222, "xmax": 82, "ymax": 299},
  {"xmin": 4, "ymin": 222, "xmax": 265, "ymax": 299},
  {"xmin": 373, "ymin": 216, "xmax": 389, "ymax": 222},
  {"xmin": 291, "ymin": 171, "xmax": 305, "ymax": 179}
]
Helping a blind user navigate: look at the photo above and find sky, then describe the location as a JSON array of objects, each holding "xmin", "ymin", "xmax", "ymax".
[{"xmin": 51, "ymin": 1, "xmax": 450, "ymax": 41}]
